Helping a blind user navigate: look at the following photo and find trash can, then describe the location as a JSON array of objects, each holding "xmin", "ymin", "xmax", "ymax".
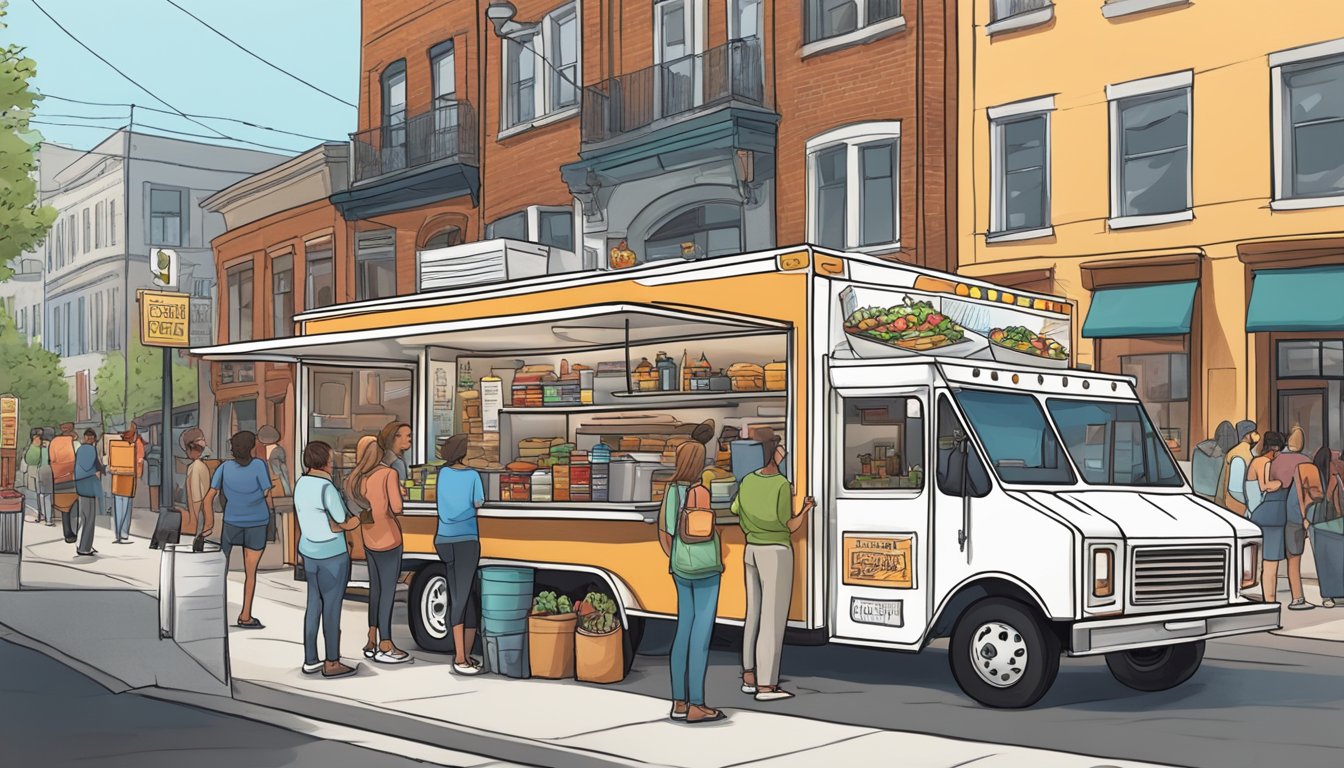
[
  {"xmin": 159, "ymin": 541, "xmax": 226, "ymax": 643},
  {"xmin": 0, "ymin": 489, "xmax": 24, "ymax": 590}
]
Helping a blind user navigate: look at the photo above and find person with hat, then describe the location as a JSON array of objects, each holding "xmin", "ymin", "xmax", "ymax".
[{"xmin": 1217, "ymin": 421, "xmax": 1259, "ymax": 517}]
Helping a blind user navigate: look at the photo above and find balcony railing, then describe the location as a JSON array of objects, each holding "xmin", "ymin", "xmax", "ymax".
[
  {"xmin": 581, "ymin": 38, "xmax": 765, "ymax": 144},
  {"xmin": 351, "ymin": 102, "xmax": 478, "ymax": 185},
  {"xmin": 993, "ymin": 0, "xmax": 1051, "ymax": 20}
]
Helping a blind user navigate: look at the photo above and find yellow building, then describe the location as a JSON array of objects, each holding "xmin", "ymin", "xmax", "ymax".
[{"xmin": 957, "ymin": 0, "xmax": 1344, "ymax": 461}]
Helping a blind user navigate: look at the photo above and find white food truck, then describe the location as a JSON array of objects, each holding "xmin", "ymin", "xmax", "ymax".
[{"xmin": 193, "ymin": 245, "xmax": 1281, "ymax": 708}]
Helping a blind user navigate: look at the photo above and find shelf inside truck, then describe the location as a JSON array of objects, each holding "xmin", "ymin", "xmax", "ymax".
[
  {"xmin": 400, "ymin": 499, "xmax": 661, "ymax": 522},
  {"xmin": 498, "ymin": 390, "xmax": 785, "ymax": 415}
]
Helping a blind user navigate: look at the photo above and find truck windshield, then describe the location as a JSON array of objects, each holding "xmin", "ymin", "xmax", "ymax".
[
  {"xmin": 1045, "ymin": 399, "xmax": 1183, "ymax": 487},
  {"xmin": 953, "ymin": 390, "xmax": 1075, "ymax": 485}
]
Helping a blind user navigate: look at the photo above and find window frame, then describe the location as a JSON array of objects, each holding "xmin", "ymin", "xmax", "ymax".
[
  {"xmin": 802, "ymin": 0, "xmax": 906, "ymax": 57},
  {"xmin": 1106, "ymin": 71, "xmax": 1194, "ymax": 229},
  {"xmin": 499, "ymin": 2, "xmax": 581, "ymax": 135},
  {"xmin": 430, "ymin": 40, "xmax": 457, "ymax": 110},
  {"xmin": 354, "ymin": 229, "xmax": 398, "ymax": 303},
  {"xmin": 304, "ymin": 239, "xmax": 337, "ymax": 311},
  {"xmin": 837, "ymin": 390, "xmax": 927, "ymax": 498},
  {"xmin": 988, "ymin": 96, "xmax": 1054, "ymax": 242},
  {"xmin": 94, "ymin": 202, "xmax": 104, "ymax": 249},
  {"xmin": 486, "ymin": 205, "xmax": 577, "ymax": 252},
  {"xmin": 82, "ymin": 208, "xmax": 90, "ymax": 254},
  {"xmin": 1271, "ymin": 39, "xmax": 1344, "ymax": 210},
  {"xmin": 806, "ymin": 121, "xmax": 902, "ymax": 253},
  {"xmin": 272, "ymin": 253, "xmax": 294, "ymax": 339},
  {"xmin": 226, "ymin": 261, "xmax": 255, "ymax": 343},
  {"xmin": 109, "ymin": 199, "xmax": 117, "ymax": 246},
  {"xmin": 147, "ymin": 185, "xmax": 187, "ymax": 247}
]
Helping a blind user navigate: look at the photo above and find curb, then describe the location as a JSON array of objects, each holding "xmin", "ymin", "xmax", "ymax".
[{"xmin": 0, "ymin": 620, "xmax": 134, "ymax": 695}]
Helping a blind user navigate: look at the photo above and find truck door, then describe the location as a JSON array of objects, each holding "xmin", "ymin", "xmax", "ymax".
[{"xmin": 831, "ymin": 387, "xmax": 931, "ymax": 646}]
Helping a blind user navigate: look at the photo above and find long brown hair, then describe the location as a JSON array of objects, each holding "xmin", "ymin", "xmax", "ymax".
[
  {"xmin": 378, "ymin": 421, "xmax": 411, "ymax": 456},
  {"xmin": 671, "ymin": 441, "xmax": 706, "ymax": 485},
  {"xmin": 345, "ymin": 437, "xmax": 384, "ymax": 511}
]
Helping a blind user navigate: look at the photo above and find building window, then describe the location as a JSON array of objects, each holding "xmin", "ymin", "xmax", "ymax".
[
  {"xmin": 67, "ymin": 215, "xmax": 76, "ymax": 261},
  {"xmin": 989, "ymin": 97, "xmax": 1053, "ymax": 238},
  {"xmin": 1272, "ymin": 44, "xmax": 1344, "ymax": 207},
  {"xmin": 537, "ymin": 209, "xmax": 574, "ymax": 251},
  {"xmin": 305, "ymin": 241, "xmax": 336, "ymax": 309},
  {"xmin": 431, "ymin": 41, "xmax": 456, "ymax": 110},
  {"xmin": 644, "ymin": 203, "xmax": 742, "ymax": 260},
  {"xmin": 381, "ymin": 60, "xmax": 407, "ymax": 170},
  {"xmin": 487, "ymin": 211, "xmax": 528, "ymax": 241},
  {"xmin": 76, "ymin": 296, "xmax": 86, "ymax": 355},
  {"xmin": 807, "ymin": 122, "xmax": 901, "ymax": 251},
  {"xmin": 149, "ymin": 187, "xmax": 185, "ymax": 246},
  {"xmin": 109, "ymin": 200, "xmax": 117, "ymax": 246},
  {"xmin": 422, "ymin": 227, "xmax": 463, "ymax": 250},
  {"xmin": 273, "ymin": 254, "xmax": 294, "ymax": 338},
  {"xmin": 109, "ymin": 287, "xmax": 119, "ymax": 350},
  {"xmin": 1107, "ymin": 72, "xmax": 1192, "ymax": 226},
  {"xmin": 355, "ymin": 230, "xmax": 397, "ymax": 302},
  {"xmin": 94, "ymin": 202, "xmax": 104, "ymax": 249},
  {"xmin": 486, "ymin": 206, "xmax": 575, "ymax": 251},
  {"xmin": 502, "ymin": 3, "xmax": 579, "ymax": 130},
  {"xmin": 805, "ymin": 0, "xmax": 902, "ymax": 45},
  {"xmin": 81, "ymin": 208, "xmax": 89, "ymax": 254},
  {"xmin": 227, "ymin": 262, "xmax": 254, "ymax": 342}
]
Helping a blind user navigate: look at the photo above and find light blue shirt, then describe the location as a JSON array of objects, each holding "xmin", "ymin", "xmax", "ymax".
[
  {"xmin": 210, "ymin": 460, "xmax": 273, "ymax": 528},
  {"xmin": 293, "ymin": 473, "xmax": 350, "ymax": 560},
  {"xmin": 1226, "ymin": 456, "xmax": 1249, "ymax": 504},
  {"xmin": 435, "ymin": 466, "xmax": 483, "ymax": 542}
]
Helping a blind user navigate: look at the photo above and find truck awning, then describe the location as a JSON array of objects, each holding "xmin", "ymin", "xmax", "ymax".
[
  {"xmin": 1246, "ymin": 265, "xmax": 1344, "ymax": 332},
  {"xmin": 1082, "ymin": 281, "xmax": 1197, "ymax": 338},
  {"xmin": 190, "ymin": 303, "xmax": 785, "ymax": 363}
]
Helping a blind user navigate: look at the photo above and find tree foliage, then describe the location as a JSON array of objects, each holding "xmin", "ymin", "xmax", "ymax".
[
  {"xmin": 0, "ymin": 311, "xmax": 75, "ymax": 438},
  {"xmin": 93, "ymin": 333, "xmax": 198, "ymax": 425},
  {"xmin": 0, "ymin": 1, "xmax": 58, "ymax": 280}
]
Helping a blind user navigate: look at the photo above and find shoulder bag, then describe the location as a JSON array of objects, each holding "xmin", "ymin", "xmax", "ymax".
[{"xmin": 677, "ymin": 483, "xmax": 715, "ymax": 545}]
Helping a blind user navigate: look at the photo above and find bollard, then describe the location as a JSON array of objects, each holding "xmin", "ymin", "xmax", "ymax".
[{"xmin": 0, "ymin": 489, "xmax": 25, "ymax": 590}]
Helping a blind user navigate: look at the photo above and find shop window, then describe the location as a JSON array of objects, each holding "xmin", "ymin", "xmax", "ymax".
[
  {"xmin": 1277, "ymin": 340, "xmax": 1344, "ymax": 379},
  {"xmin": 355, "ymin": 229, "xmax": 397, "ymax": 302},
  {"xmin": 1272, "ymin": 47, "xmax": 1344, "ymax": 206},
  {"xmin": 1100, "ymin": 343, "xmax": 1189, "ymax": 458},
  {"xmin": 645, "ymin": 203, "xmax": 742, "ymax": 261},
  {"xmin": 305, "ymin": 240, "xmax": 336, "ymax": 309},
  {"xmin": 841, "ymin": 395, "xmax": 925, "ymax": 492}
]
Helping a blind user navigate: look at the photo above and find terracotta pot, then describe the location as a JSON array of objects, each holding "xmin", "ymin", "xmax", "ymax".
[
  {"xmin": 528, "ymin": 612, "xmax": 577, "ymax": 679},
  {"xmin": 575, "ymin": 624, "xmax": 624, "ymax": 684}
]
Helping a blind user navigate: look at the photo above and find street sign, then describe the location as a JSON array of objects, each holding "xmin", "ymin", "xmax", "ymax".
[
  {"xmin": 139, "ymin": 290, "xmax": 192, "ymax": 348},
  {"xmin": 151, "ymin": 248, "xmax": 179, "ymax": 289},
  {"xmin": 190, "ymin": 298, "xmax": 214, "ymax": 347},
  {"xmin": 0, "ymin": 396, "xmax": 17, "ymax": 451}
]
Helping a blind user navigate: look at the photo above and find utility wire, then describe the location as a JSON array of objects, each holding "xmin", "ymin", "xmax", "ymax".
[
  {"xmin": 32, "ymin": 116, "xmax": 304, "ymax": 154},
  {"xmin": 40, "ymin": 93, "xmax": 342, "ymax": 143},
  {"xmin": 29, "ymin": 0, "xmax": 234, "ymax": 143},
  {"xmin": 40, "ymin": 147, "xmax": 297, "ymax": 192},
  {"xmin": 162, "ymin": 0, "xmax": 357, "ymax": 108}
]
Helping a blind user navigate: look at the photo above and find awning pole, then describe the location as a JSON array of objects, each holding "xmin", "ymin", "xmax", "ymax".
[{"xmin": 624, "ymin": 318, "xmax": 632, "ymax": 395}]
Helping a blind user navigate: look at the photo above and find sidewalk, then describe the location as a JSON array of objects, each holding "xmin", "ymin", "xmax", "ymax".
[{"xmin": 0, "ymin": 516, "xmax": 1265, "ymax": 768}]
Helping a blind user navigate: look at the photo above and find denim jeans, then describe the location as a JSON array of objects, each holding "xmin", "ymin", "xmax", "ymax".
[
  {"xmin": 366, "ymin": 546, "xmax": 403, "ymax": 640},
  {"xmin": 303, "ymin": 553, "xmax": 351, "ymax": 664},
  {"xmin": 113, "ymin": 495, "xmax": 133, "ymax": 540},
  {"xmin": 670, "ymin": 573, "xmax": 721, "ymax": 706}
]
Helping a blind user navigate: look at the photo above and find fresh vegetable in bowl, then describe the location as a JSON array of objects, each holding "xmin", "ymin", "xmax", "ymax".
[
  {"xmin": 989, "ymin": 326, "xmax": 1067, "ymax": 360},
  {"xmin": 844, "ymin": 297, "xmax": 968, "ymax": 352}
]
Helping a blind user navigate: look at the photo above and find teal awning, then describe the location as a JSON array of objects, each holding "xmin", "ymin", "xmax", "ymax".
[
  {"xmin": 1246, "ymin": 265, "xmax": 1344, "ymax": 332},
  {"xmin": 1082, "ymin": 281, "xmax": 1197, "ymax": 338}
]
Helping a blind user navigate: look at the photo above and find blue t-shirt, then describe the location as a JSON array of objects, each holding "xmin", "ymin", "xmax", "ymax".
[
  {"xmin": 211, "ymin": 459, "xmax": 273, "ymax": 528},
  {"xmin": 435, "ymin": 466, "xmax": 483, "ymax": 542},
  {"xmin": 293, "ymin": 473, "xmax": 350, "ymax": 560}
]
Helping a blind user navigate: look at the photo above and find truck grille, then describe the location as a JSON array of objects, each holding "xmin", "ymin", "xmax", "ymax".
[{"xmin": 1131, "ymin": 547, "xmax": 1228, "ymax": 605}]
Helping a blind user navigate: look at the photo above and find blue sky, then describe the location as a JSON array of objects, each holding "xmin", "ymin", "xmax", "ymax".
[{"xmin": 6, "ymin": 0, "xmax": 360, "ymax": 155}]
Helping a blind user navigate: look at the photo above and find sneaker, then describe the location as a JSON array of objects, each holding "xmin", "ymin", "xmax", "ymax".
[
  {"xmin": 1288, "ymin": 599, "xmax": 1315, "ymax": 611},
  {"xmin": 64, "ymin": 536, "xmax": 77, "ymax": 543},
  {"xmin": 374, "ymin": 649, "xmax": 413, "ymax": 665},
  {"xmin": 1323, "ymin": 599, "xmax": 1336, "ymax": 609},
  {"xmin": 741, "ymin": 671, "xmax": 757, "ymax": 695},
  {"xmin": 670, "ymin": 701, "xmax": 688, "ymax": 721},
  {"xmin": 754, "ymin": 686, "xmax": 794, "ymax": 702},
  {"xmin": 452, "ymin": 659, "xmax": 483, "ymax": 676},
  {"xmin": 301, "ymin": 662, "xmax": 323, "ymax": 675},
  {"xmin": 322, "ymin": 660, "xmax": 358, "ymax": 678}
]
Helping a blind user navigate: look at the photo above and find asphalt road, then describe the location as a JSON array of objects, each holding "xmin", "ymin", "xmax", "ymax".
[
  {"xmin": 0, "ymin": 638, "xmax": 458, "ymax": 768},
  {"xmin": 616, "ymin": 621, "xmax": 1344, "ymax": 768}
]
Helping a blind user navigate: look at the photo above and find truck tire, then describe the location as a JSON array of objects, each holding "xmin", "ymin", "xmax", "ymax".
[
  {"xmin": 408, "ymin": 565, "xmax": 456, "ymax": 654},
  {"xmin": 950, "ymin": 597, "xmax": 1061, "ymax": 709},
  {"xmin": 1105, "ymin": 641, "xmax": 1204, "ymax": 692},
  {"xmin": 623, "ymin": 616, "xmax": 645, "ymax": 676}
]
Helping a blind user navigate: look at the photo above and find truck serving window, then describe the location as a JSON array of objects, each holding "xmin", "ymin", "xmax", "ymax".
[
  {"xmin": 841, "ymin": 396, "xmax": 925, "ymax": 492},
  {"xmin": 1046, "ymin": 399, "xmax": 1183, "ymax": 487},
  {"xmin": 952, "ymin": 390, "xmax": 1075, "ymax": 485}
]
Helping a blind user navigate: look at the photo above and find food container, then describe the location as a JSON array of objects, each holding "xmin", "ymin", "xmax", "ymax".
[
  {"xmin": 609, "ymin": 461, "xmax": 664, "ymax": 503},
  {"xmin": 708, "ymin": 373, "xmax": 731, "ymax": 392},
  {"xmin": 710, "ymin": 479, "xmax": 738, "ymax": 506},
  {"xmin": 988, "ymin": 341, "xmax": 1070, "ymax": 369},
  {"xmin": 765, "ymin": 362, "xmax": 788, "ymax": 391},
  {"xmin": 531, "ymin": 470, "xmax": 553, "ymax": 503},
  {"xmin": 591, "ymin": 463, "xmax": 610, "ymax": 502},
  {"xmin": 552, "ymin": 464, "xmax": 571, "ymax": 502}
]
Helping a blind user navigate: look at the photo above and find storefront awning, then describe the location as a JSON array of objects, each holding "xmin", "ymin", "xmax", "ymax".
[
  {"xmin": 190, "ymin": 303, "xmax": 784, "ymax": 364},
  {"xmin": 1246, "ymin": 265, "xmax": 1344, "ymax": 332},
  {"xmin": 1082, "ymin": 281, "xmax": 1197, "ymax": 338}
]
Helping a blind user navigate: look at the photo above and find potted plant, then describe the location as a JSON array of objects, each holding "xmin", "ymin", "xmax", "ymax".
[
  {"xmin": 574, "ymin": 591, "xmax": 624, "ymax": 684},
  {"xmin": 528, "ymin": 590, "xmax": 577, "ymax": 679}
]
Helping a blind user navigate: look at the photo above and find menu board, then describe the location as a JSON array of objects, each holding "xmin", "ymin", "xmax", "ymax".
[
  {"xmin": 429, "ymin": 361, "xmax": 456, "ymax": 448},
  {"xmin": 481, "ymin": 376, "xmax": 504, "ymax": 432}
]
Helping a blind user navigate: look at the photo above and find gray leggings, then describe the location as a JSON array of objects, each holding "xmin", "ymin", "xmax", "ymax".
[
  {"xmin": 434, "ymin": 539, "xmax": 480, "ymax": 629},
  {"xmin": 366, "ymin": 546, "xmax": 403, "ymax": 639}
]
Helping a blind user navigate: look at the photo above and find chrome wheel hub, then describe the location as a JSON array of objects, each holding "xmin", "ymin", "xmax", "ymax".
[{"xmin": 970, "ymin": 621, "xmax": 1028, "ymax": 688}]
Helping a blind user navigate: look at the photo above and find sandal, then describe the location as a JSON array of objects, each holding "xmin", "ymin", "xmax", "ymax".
[{"xmin": 235, "ymin": 618, "xmax": 265, "ymax": 629}]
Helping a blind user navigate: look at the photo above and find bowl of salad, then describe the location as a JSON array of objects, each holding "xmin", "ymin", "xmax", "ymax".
[
  {"xmin": 988, "ymin": 326, "xmax": 1069, "ymax": 368},
  {"xmin": 844, "ymin": 299, "xmax": 987, "ymax": 359}
]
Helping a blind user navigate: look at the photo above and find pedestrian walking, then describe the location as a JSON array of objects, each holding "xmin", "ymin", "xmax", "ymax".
[
  {"xmin": 20, "ymin": 429, "xmax": 45, "ymax": 523},
  {"xmin": 659, "ymin": 441, "xmax": 724, "ymax": 723},
  {"xmin": 110, "ymin": 423, "xmax": 145, "ymax": 544},
  {"xmin": 730, "ymin": 427, "xmax": 813, "ymax": 702},
  {"xmin": 346, "ymin": 436, "xmax": 410, "ymax": 664},
  {"xmin": 293, "ymin": 440, "xmax": 361, "ymax": 678},
  {"xmin": 182, "ymin": 429, "xmax": 212, "ymax": 536},
  {"xmin": 202, "ymin": 431, "xmax": 273, "ymax": 630},
  {"xmin": 36, "ymin": 429, "xmax": 54, "ymax": 527},
  {"xmin": 434, "ymin": 434, "xmax": 483, "ymax": 675},
  {"xmin": 73, "ymin": 429, "xmax": 103, "ymax": 557},
  {"xmin": 51, "ymin": 423, "xmax": 79, "ymax": 543},
  {"xmin": 1275, "ymin": 427, "xmax": 1315, "ymax": 611}
]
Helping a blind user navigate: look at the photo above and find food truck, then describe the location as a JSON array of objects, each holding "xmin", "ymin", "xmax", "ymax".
[{"xmin": 192, "ymin": 246, "xmax": 1280, "ymax": 708}]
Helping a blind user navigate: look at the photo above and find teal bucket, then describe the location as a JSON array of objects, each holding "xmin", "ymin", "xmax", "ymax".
[{"xmin": 479, "ymin": 567, "xmax": 533, "ymax": 636}]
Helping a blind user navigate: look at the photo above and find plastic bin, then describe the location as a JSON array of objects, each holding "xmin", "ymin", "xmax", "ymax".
[
  {"xmin": 483, "ymin": 631, "xmax": 530, "ymax": 678},
  {"xmin": 479, "ymin": 567, "xmax": 533, "ymax": 636}
]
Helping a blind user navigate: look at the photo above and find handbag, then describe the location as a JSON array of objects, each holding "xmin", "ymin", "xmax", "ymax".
[{"xmin": 677, "ymin": 483, "xmax": 715, "ymax": 545}]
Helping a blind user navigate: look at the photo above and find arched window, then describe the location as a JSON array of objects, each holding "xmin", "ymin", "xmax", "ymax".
[
  {"xmin": 423, "ymin": 227, "xmax": 463, "ymax": 250},
  {"xmin": 644, "ymin": 203, "xmax": 742, "ymax": 261}
]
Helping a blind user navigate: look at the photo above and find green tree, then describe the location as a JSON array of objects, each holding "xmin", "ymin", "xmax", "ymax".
[
  {"xmin": 93, "ymin": 334, "xmax": 198, "ymax": 425},
  {"xmin": 0, "ymin": 1, "xmax": 58, "ymax": 280},
  {"xmin": 0, "ymin": 311, "xmax": 75, "ymax": 438}
]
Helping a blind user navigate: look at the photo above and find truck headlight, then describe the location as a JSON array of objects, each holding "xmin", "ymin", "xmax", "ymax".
[
  {"xmin": 1241, "ymin": 542, "xmax": 1260, "ymax": 589},
  {"xmin": 1092, "ymin": 547, "xmax": 1115, "ymax": 599}
]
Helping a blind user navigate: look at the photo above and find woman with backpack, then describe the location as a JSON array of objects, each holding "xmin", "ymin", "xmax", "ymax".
[
  {"xmin": 345, "ymin": 435, "xmax": 411, "ymax": 664},
  {"xmin": 658, "ymin": 441, "xmax": 724, "ymax": 724}
]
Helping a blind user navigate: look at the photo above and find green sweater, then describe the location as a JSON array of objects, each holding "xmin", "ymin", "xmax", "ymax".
[{"xmin": 731, "ymin": 471, "xmax": 793, "ymax": 547}]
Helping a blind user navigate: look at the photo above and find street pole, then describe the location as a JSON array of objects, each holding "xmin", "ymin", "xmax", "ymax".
[
  {"xmin": 123, "ymin": 106, "xmax": 135, "ymax": 426},
  {"xmin": 161, "ymin": 347, "xmax": 173, "ymax": 514}
]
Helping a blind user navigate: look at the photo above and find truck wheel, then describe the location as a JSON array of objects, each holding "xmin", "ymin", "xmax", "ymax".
[
  {"xmin": 950, "ymin": 597, "xmax": 1060, "ymax": 709},
  {"xmin": 408, "ymin": 565, "xmax": 456, "ymax": 654},
  {"xmin": 1105, "ymin": 641, "xmax": 1204, "ymax": 692}
]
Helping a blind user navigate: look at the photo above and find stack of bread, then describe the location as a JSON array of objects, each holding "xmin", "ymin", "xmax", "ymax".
[
  {"xmin": 765, "ymin": 361, "xmax": 788, "ymax": 391},
  {"xmin": 458, "ymin": 389, "xmax": 501, "ymax": 469},
  {"xmin": 728, "ymin": 362, "xmax": 764, "ymax": 391}
]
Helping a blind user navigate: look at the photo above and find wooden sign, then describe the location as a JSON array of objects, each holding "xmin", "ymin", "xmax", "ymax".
[
  {"xmin": 139, "ymin": 290, "xmax": 192, "ymax": 348},
  {"xmin": 842, "ymin": 533, "xmax": 915, "ymax": 589},
  {"xmin": 0, "ymin": 395, "xmax": 17, "ymax": 450}
]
